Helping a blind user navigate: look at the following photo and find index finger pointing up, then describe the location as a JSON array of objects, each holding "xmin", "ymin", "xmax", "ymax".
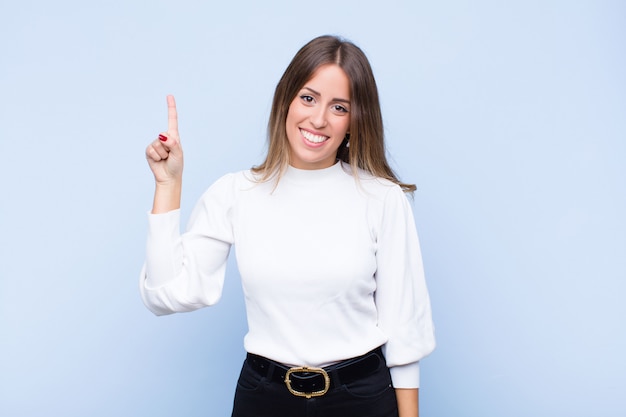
[{"xmin": 167, "ymin": 95, "xmax": 178, "ymax": 134}]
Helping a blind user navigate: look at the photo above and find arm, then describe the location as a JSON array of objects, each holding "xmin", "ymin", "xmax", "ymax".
[
  {"xmin": 140, "ymin": 96, "xmax": 233, "ymax": 315},
  {"xmin": 374, "ymin": 186, "xmax": 435, "ymax": 396},
  {"xmin": 396, "ymin": 388, "xmax": 419, "ymax": 417}
]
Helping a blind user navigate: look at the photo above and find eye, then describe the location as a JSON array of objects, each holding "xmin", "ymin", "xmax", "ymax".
[
  {"xmin": 300, "ymin": 95, "xmax": 315, "ymax": 104},
  {"xmin": 332, "ymin": 104, "xmax": 349, "ymax": 114}
]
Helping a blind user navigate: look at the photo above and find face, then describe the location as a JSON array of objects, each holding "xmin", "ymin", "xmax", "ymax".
[{"xmin": 285, "ymin": 64, "xmax": 351, "ymax": 170}]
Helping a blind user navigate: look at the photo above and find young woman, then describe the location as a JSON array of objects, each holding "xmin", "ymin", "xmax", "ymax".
[{"xmin": 142, "ymin": 35, "xmax": 435, "ymax": 417}]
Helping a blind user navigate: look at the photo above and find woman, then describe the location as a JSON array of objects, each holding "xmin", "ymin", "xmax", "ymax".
[{"xmin": 142, "ymin": 35, "xmax": 435, "ymax": 417}]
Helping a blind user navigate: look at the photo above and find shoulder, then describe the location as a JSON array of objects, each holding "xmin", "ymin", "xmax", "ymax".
[
  {"xmin": 346, "ymin": 164, "xmax": 404, "ymax": 200},
  {"xmin": 341, "ymin": 166, "xmax": 415, "ymax": 223},
  {"xmin": 205, "ymin": 169, "xmax": 259, "ymax": 191},
  {"xmin": 196, "ymin": 169, "xmax": 260, "ymax": 205}
]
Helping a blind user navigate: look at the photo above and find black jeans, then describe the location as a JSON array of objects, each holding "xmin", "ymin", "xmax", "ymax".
[{"xmin": 231, "ymin": 351, "xmax": 399, "ymax": 417}]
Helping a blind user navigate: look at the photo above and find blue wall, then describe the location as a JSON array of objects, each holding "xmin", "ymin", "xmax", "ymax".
[{"xmin": 1, "ymin": 1, "xmax": 624, "ymax": 416}]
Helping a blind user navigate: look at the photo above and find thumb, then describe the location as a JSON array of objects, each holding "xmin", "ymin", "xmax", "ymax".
[{"xmin": 158, "ymin": 133, "xmax": 183, "ymax": 157}]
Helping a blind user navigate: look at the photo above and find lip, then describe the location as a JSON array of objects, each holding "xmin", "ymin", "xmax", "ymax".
[{"xmin": 299, "ymin": 128, "xmax": 329, "ymax": 148}]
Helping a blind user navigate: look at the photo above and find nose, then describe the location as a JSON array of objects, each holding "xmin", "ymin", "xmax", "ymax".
[{"xmin": 310, "ymin": 106, "xmax": 328, "ymax": 129}]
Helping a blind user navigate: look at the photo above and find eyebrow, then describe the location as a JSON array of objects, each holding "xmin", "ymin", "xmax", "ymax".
[{"xmin": 303, "ymin": 87, "xmax": 351, "ymax": 105}]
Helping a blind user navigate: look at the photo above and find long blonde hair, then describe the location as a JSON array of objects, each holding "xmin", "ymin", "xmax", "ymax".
[{"xmin": 252, "ymin": 35, "xmax": 416, "ymax": 193}]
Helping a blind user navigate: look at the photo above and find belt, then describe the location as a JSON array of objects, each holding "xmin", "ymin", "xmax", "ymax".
[{"xmin": 246, "ymin": 346, "xmax": 384, "ymax": 398}]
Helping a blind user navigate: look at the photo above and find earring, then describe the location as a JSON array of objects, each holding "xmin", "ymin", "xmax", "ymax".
[{"xmin": 344, "ymin": 133, "xmax": 350, "ymax": 147}]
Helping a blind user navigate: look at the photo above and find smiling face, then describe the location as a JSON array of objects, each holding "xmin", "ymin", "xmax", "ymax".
[{"xmin": 285, "ymin": 64, "xmax": 351, "ymax": 170}]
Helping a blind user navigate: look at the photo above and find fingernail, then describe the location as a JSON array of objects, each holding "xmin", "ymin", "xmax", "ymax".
[{"xmin": 158, "ymin": 134, "xmax": 167, "ymax": 142}]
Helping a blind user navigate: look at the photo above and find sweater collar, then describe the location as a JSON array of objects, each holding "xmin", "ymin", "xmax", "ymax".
[{"xmin": 284, "ymin": 161, "xmax": 347, "ymax": 184}]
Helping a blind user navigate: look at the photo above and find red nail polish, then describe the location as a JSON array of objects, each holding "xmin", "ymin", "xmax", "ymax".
[{"xmin": 158, "ymin": 134, "xmax": 167, "ymax": 142}]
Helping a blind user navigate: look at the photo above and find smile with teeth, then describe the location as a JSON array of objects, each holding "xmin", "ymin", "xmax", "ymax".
[{"xmin": 300, "ymin": 128, "xmax": 329, "ymax": 144}]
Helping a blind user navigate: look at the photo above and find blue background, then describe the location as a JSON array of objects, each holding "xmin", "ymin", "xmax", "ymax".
[{"xmin": 1, "ymin": 1, "xmax": 624, "ymax": 416}]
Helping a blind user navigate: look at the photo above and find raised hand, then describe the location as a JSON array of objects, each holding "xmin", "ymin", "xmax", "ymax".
[
  {"xmin": 146, "ymin": 95, "xmax": 184, "ymax": 213},
  {"xmin": 146, "ymin": 95, "xmax": 184, "ymax": 185}
]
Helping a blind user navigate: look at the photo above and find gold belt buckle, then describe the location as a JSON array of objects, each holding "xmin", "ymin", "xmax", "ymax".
[{"xmin": 284, "ymin": 366, "xmax": 330, "ymax": 398}]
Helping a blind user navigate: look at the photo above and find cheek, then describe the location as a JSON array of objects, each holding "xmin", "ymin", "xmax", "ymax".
[
  {"xmin": 285, "ymin": 106, "xmax": 300, "ymax": 143},
  {"xmin": 339, "ymin": 118, "xmax": 351, "ymax": 135},
  {"xmin": 286, "ymin": 100, "xmax": 303, "ymax": 123}
]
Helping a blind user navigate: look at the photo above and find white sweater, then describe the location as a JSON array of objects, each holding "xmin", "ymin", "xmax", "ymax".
[{"xmin": 140, "ymin": 162, "xmax": 435, "ymax": 388}]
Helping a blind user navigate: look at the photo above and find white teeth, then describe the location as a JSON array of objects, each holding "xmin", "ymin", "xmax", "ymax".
[{"xmin": 300, "ymin": 129, "xmax": 328, "ymax": 143}]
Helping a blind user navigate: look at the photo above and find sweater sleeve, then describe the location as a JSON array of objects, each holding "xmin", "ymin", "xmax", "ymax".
[
  {"xmin": 374, "ymin": 185, "xmax": 435, "ymax": 388},
  {"xmin": 139, "ymin": 174, "xmax": 236, "ymax": 316}
]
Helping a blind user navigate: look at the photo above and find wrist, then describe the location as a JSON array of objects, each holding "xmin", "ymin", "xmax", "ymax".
[
  {"xmin": 155, "ymin": 176, "xmax": 182, "ymax": 189},
  {"xmin": 152, "ymin": 181, "xmax": 182, "ymax": 214},
  {"xmin": 396, "ymin": 388, "xmax": 419, "ymax": 417}
]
